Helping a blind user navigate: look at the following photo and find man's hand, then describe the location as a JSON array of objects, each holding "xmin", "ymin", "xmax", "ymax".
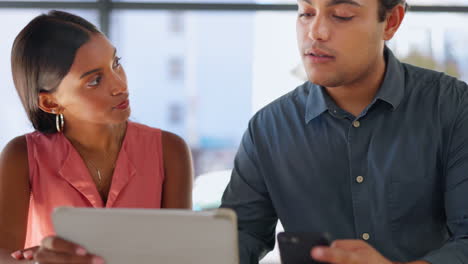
[{"xmin": 310, "ymin": 239, "xmax": 429, "ymax": 264}]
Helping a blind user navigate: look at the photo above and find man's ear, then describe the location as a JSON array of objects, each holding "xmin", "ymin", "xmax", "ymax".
[
  {"xmin": 383, "ymin": 4, "xmax": 406, "ymax": 41},
  {"xmin": 38, "ymin": 92, "xmax": 61, "ymax": 114}
]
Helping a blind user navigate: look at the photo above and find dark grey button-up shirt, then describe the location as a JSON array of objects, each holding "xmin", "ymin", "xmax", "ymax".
[{"xmin": 221, "ymin": 48, "xmax": 468, "ymax": 264}]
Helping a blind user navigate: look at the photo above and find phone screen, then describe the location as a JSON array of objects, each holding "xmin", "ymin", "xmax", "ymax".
[{"xmin": 277, "ymin": 232, "xmax": 332, "ymax": 264}]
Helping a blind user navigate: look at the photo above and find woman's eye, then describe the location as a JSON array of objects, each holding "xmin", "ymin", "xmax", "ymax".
[
  {"xmin": 113, "ymin": 56, "xmax": 122, "ymax": 68},
  {"xmin": 88, "ymin": 76, "xmax": 102, "ymax": 87}
]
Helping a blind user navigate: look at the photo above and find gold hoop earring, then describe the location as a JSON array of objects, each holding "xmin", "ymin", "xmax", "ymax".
[{"xmin": 56, "ymin": 113, "xmax": 64, "ymax": 133}]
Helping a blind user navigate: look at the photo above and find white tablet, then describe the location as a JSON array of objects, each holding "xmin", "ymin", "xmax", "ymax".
[{"xmin": 52, "ymin": 207, "xmax": 239, "ymax": 264}]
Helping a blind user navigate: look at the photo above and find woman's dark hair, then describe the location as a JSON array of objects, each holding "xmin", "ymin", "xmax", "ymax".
[
  {"xmin": 11, "ymin": 10, "xmax": 101, "ymax": 133},
  {"xmin": 378, "ymin": 0, "xmax": 409, "ymax": 22}
]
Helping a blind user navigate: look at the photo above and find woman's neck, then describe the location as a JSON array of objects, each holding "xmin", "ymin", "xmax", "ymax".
[{"xmin": 63, "ymin": 121, "xmax": 127, "ymax": 153}]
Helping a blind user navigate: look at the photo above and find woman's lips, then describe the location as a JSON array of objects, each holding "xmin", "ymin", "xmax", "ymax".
[{"xmin": 115, "ymin": 99, "xmax": 129, "ymax": 110}]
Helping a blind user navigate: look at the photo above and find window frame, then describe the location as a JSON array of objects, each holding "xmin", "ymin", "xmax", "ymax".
[{"xmin": 0, "ymin": 0, "xmax": 467, "ymax": 35}]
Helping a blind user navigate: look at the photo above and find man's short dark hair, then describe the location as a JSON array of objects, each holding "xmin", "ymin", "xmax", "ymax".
[{"xmin": 378, "ymin": 0, "xmax": 408, "ymax": 22}]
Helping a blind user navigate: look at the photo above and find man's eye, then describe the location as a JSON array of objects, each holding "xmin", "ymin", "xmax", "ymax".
[
  {"xmin": 299, "ymin": 13, "xmax": 314, "ymax": 18},
  {"xmin": 333, "ymin": 15, "xmax": 354, "ymax": 21}
]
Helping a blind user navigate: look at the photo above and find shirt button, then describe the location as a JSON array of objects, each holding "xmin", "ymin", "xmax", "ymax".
[
  {"xmin": 362, "ymin": 233, "xmax": 370, "ymax": 241},
  {"xmin": 353, "ymin": 120, "xmax": 361, "ymax": 128},
  {"xmin": 356, "ymin": 176, "xmax": 364, "ymax": 183}
]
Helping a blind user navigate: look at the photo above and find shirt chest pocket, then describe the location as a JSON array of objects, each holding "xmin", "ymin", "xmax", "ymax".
[{"xmin": 388, "ymin": 162, "xmax": 444, "ymax": 237}]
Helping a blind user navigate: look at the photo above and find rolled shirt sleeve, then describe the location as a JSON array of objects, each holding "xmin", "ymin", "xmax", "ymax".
[{"xmin": 221, "ymin": 121, "xmax": 278, "ymax": 264}]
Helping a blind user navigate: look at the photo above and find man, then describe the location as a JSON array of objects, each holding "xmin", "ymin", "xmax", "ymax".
[{"xmin": 221, "ymin": 0, "xmax": 468, "ymax": 263}]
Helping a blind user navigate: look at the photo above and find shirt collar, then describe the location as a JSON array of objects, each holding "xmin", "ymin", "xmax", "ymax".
[
  {"xmin": 304, "ymin": 46, "xmax": 405, "ymax": 124},
  {"xmin": 374, "ymin": 46, "xmax": 405, "ymax": 111},
  {"xmin": 305, "ymin": 82, "xmax": 329, "ymax": 123}
]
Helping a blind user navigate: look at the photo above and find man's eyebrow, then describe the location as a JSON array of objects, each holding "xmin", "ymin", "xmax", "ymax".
[
  {"xmin": 299, "ymin": 0, "xmax": 312, "ymax": 4},
  {"xmin": 299, "ymin": 0, "xmax": 362, "ymax": 7},
  {"xmin": 327, "ymin": 0, "xmax": 362, "ymax": 7},
  {"xmin": 79, "ymin": 48, "xmax": 117, "ymax": 79}
]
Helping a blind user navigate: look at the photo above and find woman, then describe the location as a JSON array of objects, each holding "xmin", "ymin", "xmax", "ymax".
[{"xmin": 0, "ymin": 10, "xmax": 193, "ymax": 263}]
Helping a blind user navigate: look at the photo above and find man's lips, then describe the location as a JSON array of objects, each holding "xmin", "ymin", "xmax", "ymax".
[
  {"xmin": 305, "ymin": 48, "xmax": 334, "ymax": 57},
  {"xmin": 306, "ymin": 52, "xmax": 334, "ymax": 58},
  {"xmin": 304, "ymin": 48, "xmax": 335, "ymax": 63}
]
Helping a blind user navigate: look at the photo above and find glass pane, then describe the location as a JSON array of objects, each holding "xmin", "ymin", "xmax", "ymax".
[
  {"xmin": 112, "ymin": 0, "xmax": 468, "ymax": 4},
  {"xmin": 110, "ymin": 10, "xmax": 256, "ymax": 174},
  {"xmin": 111, "ymin": 0, "xmax": 281, "ymax": 2},
  {"xmin": 0, "ymin": 0, "xmax": 96, "ymax": 2},
  {"xmin": 111, "ymin": 0, "xmax": 252, "ymax": 2},
  {"xmin": 389, "ymin": 12, "xmax": 468, "ymax": 82},
  {"xmin": 110, "ymin": 9, "xmax": 302, "ymax": 176},
  {"xmin": 0, "ymin": 9, "xmax": 99, "ymax": 150},
  {"xmin": 408, "ymin": 0, "xmax": 468, "ymax": 5}
]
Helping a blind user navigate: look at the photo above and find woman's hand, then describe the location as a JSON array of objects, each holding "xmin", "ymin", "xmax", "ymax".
[
  {"xmin": 11, "ymin": 246, "xmax": 39, "ymax": 260},
  {"xmin": 12, "ymin": 236, "xmax": 105, "ymax": 264}
]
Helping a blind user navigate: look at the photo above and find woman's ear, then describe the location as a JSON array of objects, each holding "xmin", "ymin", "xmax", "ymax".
[{"xmin": 38, "ymin": 92, "xmax": 61, "ymax": 114}]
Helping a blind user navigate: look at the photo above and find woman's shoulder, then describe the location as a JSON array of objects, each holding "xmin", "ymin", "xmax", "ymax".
[
  {"xmin": 161, "ymin": 130, "xmax": 187, "ymax": 152},
  {"xmin": 1, "ymin": 132, "xmax": 57, "ymax": 176},
  {"xmin": 1, "ymin": 135, "xmax": 27, "ymax": 159},
  {"xmin": 23, "ymin": 130, "xmax": 60, "ymax": 146},
  {"xmin": 127, "ymin": 122, "xmax": 188, "ymax": 153},
  {"xmin": 0, "ymin": 135, "xmax": 29, "ymax": 180},
  {"xmin": 127, "ymin": 121, "xmax": 162, "ymax": 139},
  {"xmin": 129, "ymin": 121, "xmax": 160, "ymax": 132}
]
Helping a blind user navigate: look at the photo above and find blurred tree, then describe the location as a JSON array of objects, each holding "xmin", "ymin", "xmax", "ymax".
[
  {"xmin": 400, "ymin": 48, "xmax": 438, "ymax": 71},
  {"xmin": 443, "ymin": 37, "xmax": 461, "ymax": 78},
  {"xmin": 400, "ymin": 47, "xmax": 461, "ymax": 79}
]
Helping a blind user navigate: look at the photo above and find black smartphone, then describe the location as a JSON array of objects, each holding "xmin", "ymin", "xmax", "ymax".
[{"xmin": 277, "ymin": 231, "xmax": 332, "ymax": 264}]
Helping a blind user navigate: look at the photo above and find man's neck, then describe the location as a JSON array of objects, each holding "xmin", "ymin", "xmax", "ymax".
[{"xmin": 325, "ymin": 53, "xmax": 387, "ymax": 118}]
